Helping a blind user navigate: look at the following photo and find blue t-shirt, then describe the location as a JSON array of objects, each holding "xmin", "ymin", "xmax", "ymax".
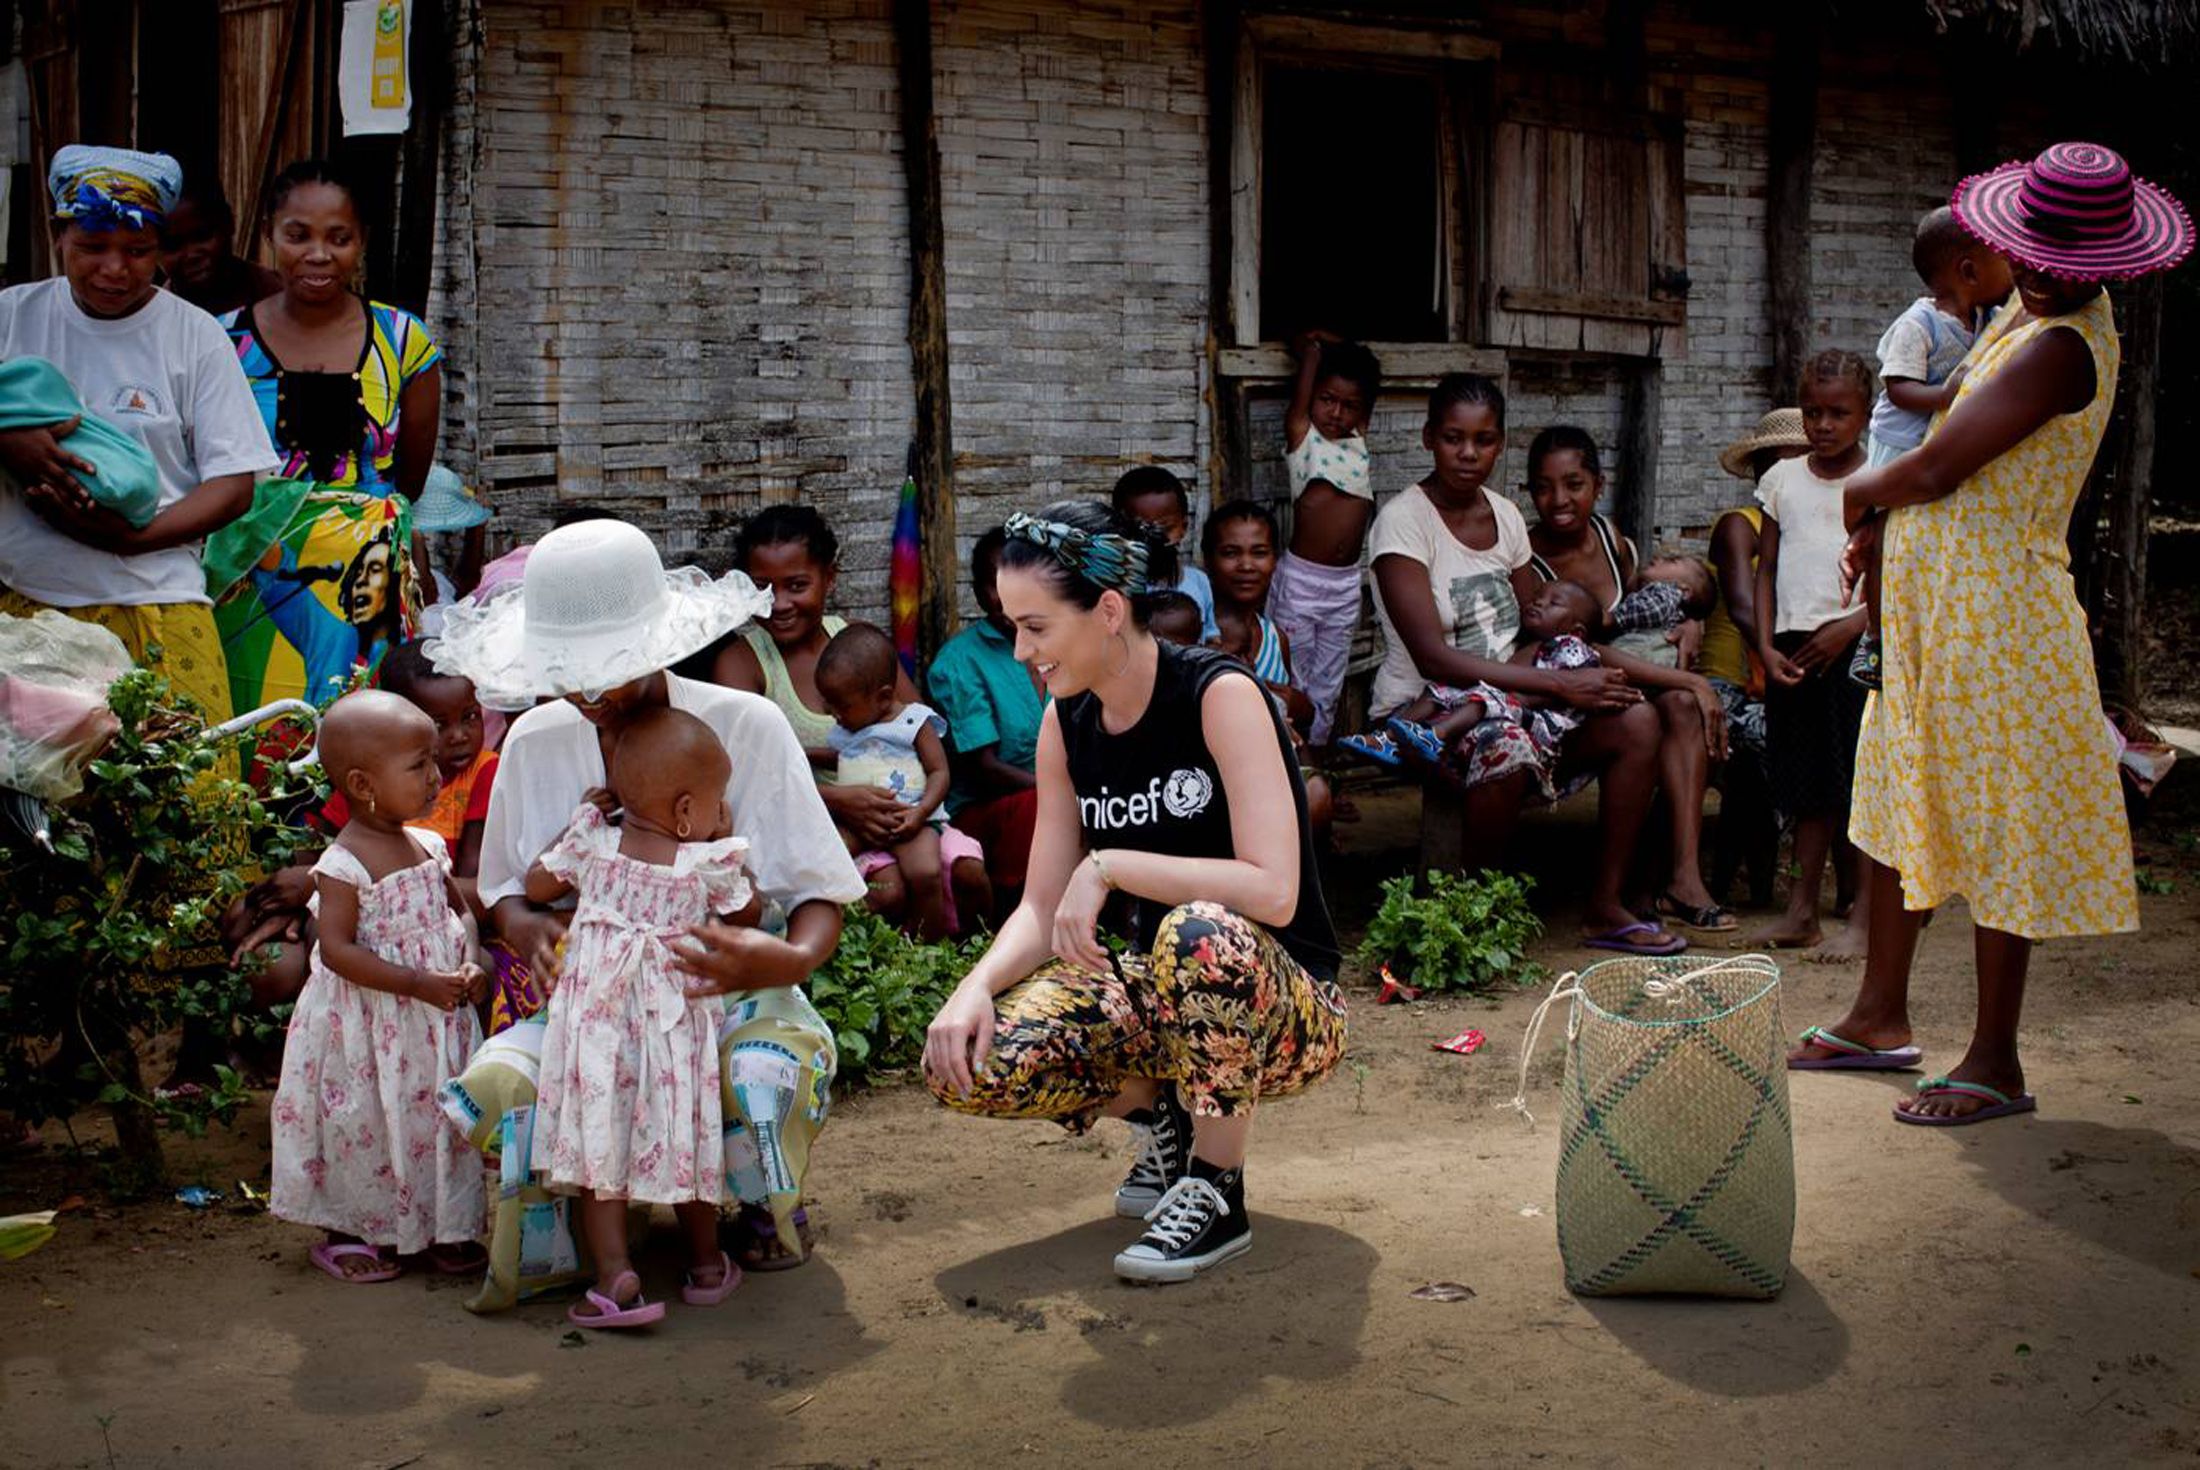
[{"xmin": 927, "ymin": 618, "xmax": 1045, "ymax": 815}]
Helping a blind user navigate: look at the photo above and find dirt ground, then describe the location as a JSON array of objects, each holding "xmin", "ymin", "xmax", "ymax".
[{"xmin": 5, "ymin": 778, "xmax": 2200, "ymax": 1470}]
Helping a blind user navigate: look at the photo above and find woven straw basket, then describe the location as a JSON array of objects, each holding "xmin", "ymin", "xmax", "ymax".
[{"xmin": 1512, "ymin": 954, "xmax": 1795, "ymax": 1299}]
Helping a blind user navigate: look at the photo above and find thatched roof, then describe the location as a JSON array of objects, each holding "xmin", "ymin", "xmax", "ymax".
[{"xmin": 1921, "ymin": 0, "xmax": 2200, "ymax": 60}]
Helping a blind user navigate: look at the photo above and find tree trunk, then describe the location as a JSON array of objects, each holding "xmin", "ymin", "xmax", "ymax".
[{"xmin": 102, "ymin": 1041, "xmax": 168, "ymax": 1195}]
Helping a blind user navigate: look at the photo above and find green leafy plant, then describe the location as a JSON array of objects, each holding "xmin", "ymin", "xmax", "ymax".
[
  {"xmin": 805, "ymin": 907, "xmax": 989, "ymax": 1086},
  {"xmin": 1355, "ymin": 870, "xmax": 1544, "ymax": 995},
  {"xmin": 2136, "ymin": 870, "xmax": 2177, "ymax": 896},
  {"xmin": 0, "ymin": 668, "xmax": 320, "ymax": 1191}
]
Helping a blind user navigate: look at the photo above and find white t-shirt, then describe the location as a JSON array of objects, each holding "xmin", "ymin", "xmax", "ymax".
[
  {"xmin": 1756, "ymin": 457, "xmax": 1857, "ymax": 635},
  {"xmin": 477, "ymin": 673, "xmax": 868, "ymax": 916},
  {"xmin": 0, "ymin": 279, "xmax": 276, "ymax": 607},
  {"xmin": 1368, "ymin": 483, "xmax": 1532, "ymax": 715}
]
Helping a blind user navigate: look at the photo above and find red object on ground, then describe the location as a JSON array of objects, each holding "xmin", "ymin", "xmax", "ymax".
[
  {"xmin": 1376, "ymin": 965, "xmax": 1422, "ymax": 1005},
  {"xmin": 1431, "ymin": 1028, "xmax": 1486, "ymax": 1056}
]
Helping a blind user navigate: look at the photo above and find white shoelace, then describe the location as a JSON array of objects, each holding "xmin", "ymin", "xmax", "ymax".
[
  {"xmin": 1137, "ymin": 1176, "xmax": 1230, "ymax": 1251},
  {"xmin": 1123, "ymin": 1106, "xmax": 1183, "ymax": 1191}
]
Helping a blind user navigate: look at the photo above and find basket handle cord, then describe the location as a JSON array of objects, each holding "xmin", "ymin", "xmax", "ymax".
[
  {"xmin": 1500, "ymin": 954, "xmax": 1781, "ymax": 1127},
  {"xmin": 1502, "ymin": 969, "xmax": 1583, "ymax": 1128}
]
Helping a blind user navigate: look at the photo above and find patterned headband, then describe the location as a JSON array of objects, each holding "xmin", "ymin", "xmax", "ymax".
[
  {"xmin": 1003, "ymin": 512, "xmax": 1150, "ymax": 596},
  {"xmin": 48, "ymin": 145, "xmax": 182, "ymax": 231}
]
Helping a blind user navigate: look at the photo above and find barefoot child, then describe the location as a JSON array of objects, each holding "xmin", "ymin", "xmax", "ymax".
[
  {"xmin": 1268, "ymin": 332, "xmax": 1382, "ymax": 743},
  {"xmin": 525, "ymin": 706, "xmax": 754, "ymax": 1328},
  {"xmin": 271, "ymin": 690, "xmax": 487, "ymax": 1283},
  {"xmin": 816, "ymin": 622, "xmax": 955, "ymax": 940},
  {"xmin": 1850, "ymin": 207, "xmax": 2015, "ymax": 687},
  {"xmin": 1755, "ymin": 351, "xmax": 1876, "ymax": 956}
]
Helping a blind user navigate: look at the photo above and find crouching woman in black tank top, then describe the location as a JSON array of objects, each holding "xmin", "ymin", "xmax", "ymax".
[{"xmin": 923, "ymin": 499, "xmax": 1346, "ymax": 1284}]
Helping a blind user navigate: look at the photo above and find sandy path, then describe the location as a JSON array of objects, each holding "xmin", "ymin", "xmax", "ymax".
[{"xmin": 6, "ymin": 793, "xmax": 2198, "ymax": 1468}]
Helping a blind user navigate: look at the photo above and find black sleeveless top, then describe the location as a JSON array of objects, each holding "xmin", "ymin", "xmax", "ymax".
[{"xmin": 1057, "ymin": 642, "xmax": 1340, "ymax": 982}]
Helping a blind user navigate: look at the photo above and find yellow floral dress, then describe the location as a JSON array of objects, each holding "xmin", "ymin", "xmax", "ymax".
[{"xmin": 1852, "ymin": 290, "xmax": 2137, "ymax": 939}]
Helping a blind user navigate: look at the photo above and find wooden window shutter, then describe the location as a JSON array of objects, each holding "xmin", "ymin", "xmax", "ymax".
[{"xmin": 1487, "ymin": 66, "xmax": 1687, "ymax": 356}]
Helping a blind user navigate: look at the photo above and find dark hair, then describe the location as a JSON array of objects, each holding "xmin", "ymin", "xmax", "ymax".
[
  {"xmin": 1545, "ymin": 579, "xmax": 1603, "ymax": 635},
  {"xmin": 1144, "ymin": 590, "xmax": 1203, "ymax": 644},
  {"xmin": 168, "ymin": 181, "xmax": 236, "ymax": 234},
  {"xmin": 1201, "ymin": 497, "xmax": 1278, "ymax": 562},
  {"xmin": 997, "ymin": 498, "xmax": 1178, "ymax": 621},
  {"xmin": 338, "ymin": 530, "xmax": 403, "ymax": 641},
  {"xmin": 816, "ymin": 620, "xmax": 898, "ymax": 692},
  {"xmin": 1316, "ymin": 340, "xmax": 1383, "ymax": 406},
  {"xmin": 1912, "ymin": 205, "xmax": 1976, "ymax": 284},
  {"xmin": 733, "ymin": 503, "xmax": 839, "ymax": 571},
  {"xmin": 377, "ymin": 638, "xmax": 468, "ymax": 707},
  {"xmin": 550, "ymin": 504, "xmax": 625, "ymax": 531},
  {"xmin": 1527, "ymin": 425, "xmax": 1603, "ymax": 483},
  {"xmin": 1110, "ymin": 465, "xmax": 1190, "ymax": 515},
  {"xmin": 971, "ymin": 525, "xmax": 1009, "ymax": 579},
  {"xmin": 1426, "ymin": 372, "xmax": 1507, "ymax": 432},
  {"xmin": 1804, "ymin": 348, "xmax": 1876, "ymax": 405},
  {"xmin": 266, "ymin": 158, "xmax": 362, "ymax": 222}
]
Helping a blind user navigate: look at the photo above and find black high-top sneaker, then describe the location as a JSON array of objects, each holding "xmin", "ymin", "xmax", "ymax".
[
  {"xmin": 1113, "ymin": 1156, "xmax": 1250, "ymax": 1284},
  {"xmin": 1113, "ymin": 1084, "xmax": 1192, "ymax": 1219}
]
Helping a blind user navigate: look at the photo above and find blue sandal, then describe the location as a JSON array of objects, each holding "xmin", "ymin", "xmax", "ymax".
[
  {"xmin": 1384, "ymin": 716, "xmax": 1448, "ymax": 765},
  {"xmin": 1337, "ymin": 730, "xmax": 1403, "ymax": 768}
]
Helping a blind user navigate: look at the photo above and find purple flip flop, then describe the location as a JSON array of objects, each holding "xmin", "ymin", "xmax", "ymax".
[
  {"xmin": 1788, "ymin": 1025, "xmax": 1924, "ymax": 1072},
  {"xmin": 1583, "ymin": 921, "xmax": 1687, "ymax": 957},
  {"xmin": 1893, "ymin": 1077, "xmax": 2037, "ymax": 1127}
]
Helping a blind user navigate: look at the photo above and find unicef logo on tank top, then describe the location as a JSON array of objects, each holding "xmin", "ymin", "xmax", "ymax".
[
  {"xmin": 1162, "ymin": 767, "xmax": 1214, "ymax": 820},
  {"xmin": 1077, "ymin": 768, "xmax": 1215, "ymax": 830}
]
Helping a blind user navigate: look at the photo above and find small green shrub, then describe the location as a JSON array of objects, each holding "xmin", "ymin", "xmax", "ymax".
[
  {"xmin": 806, "ymin": 907, "xmax": 988, "ymax": 1087},
  {"xmin": 0, "ymin": 668, "xmax": 319, "ymax": 1187},
  {"xmin": 1355, "ymin": 869, "xmax": 1544, "ymax": 995}
]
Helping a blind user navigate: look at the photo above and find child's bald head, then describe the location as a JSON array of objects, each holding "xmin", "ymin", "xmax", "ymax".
[
  {"xmin": 319, "ymin": 689, "xmax": 439, "ymax": 821},
  {"xmin": 609, "ymin": 706, "xmax": 732, "ymax": 840}
]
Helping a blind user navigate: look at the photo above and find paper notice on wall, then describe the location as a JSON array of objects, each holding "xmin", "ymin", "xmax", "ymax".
[{"xmin": 339, "ymin": 0, "xmax": 411, "ymax": 137}]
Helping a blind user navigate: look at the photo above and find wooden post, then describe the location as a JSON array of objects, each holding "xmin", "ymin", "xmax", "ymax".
[
  {"xmin": 2101, "ymin": 276, "xmax": 2162, "ymax": 707},
  {"xmin": 1204, "ymin": 0, "xmax": 1245, "ymax": 501},
  {"xmin": 1765, "ymin": 11, "xmax": 1817, "ymax": 403},
  {"xmin": 894, "ymin": 0, "xmax": 958, "ymax": 660},
  {"xmin": 1618, "ymin": 357, "xmax": 1661, "ymax": 551}
]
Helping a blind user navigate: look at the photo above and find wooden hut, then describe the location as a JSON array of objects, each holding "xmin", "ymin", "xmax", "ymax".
[{"xmin": 5, "ymin": 0, "xmax": 2188, "ymax": 698}]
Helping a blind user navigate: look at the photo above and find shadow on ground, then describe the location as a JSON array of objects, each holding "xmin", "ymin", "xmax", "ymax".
[{"xmin": 936, "ymin": 1213, "xmax": 1379, "ymax": 1427}]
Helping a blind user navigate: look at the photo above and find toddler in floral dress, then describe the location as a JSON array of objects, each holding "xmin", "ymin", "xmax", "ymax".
[
  {"xmin": 271, "ymin": 690, "xmax": 488, "ymax": 1284},
  {"xmin": 525, "ymin": 706, "xmax": 755, "ymax": 1328}
]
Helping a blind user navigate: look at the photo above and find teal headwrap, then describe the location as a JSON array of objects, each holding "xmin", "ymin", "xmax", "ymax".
[{"xmin": 1003, "ymin": 511, "xmax": 1150, "ymax": 596}]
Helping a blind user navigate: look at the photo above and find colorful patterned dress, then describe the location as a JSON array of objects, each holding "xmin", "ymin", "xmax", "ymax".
[
  {"xmin": 532, "ymin": 804, "xmax": 752, "ymax": 1205},
  {"xmin": 1851, "ymin": 290, "xmax": 2137, "ymax": 939},
  {"xmin": 270, "ymin": 831, "xmax": 485, "ymax": 1252}
]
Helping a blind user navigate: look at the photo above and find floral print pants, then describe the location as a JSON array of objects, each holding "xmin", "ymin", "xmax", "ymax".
[{"xmin": 931, "ymin": 902, "xmax": 1346, "ymax": 1128}]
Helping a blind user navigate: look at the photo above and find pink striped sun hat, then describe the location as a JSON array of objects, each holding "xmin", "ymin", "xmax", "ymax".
[{"xmin": 1952, "ymin": 141, "xmax": 2193, "ymax": 281}]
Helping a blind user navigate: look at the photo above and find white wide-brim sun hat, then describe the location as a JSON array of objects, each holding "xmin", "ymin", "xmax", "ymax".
[{"xmin": 429, "ymin": 519, "xmax": 771, "ymax": 711}]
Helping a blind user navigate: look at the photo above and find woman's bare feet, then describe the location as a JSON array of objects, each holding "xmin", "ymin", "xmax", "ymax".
[
  {"xmin": 1814, "ymin": 919, "xmax": 1871, "ymax": 962},
  {"xmin": 1752, "ymin": 914, "xmax": 1823, "ymax": 950}
]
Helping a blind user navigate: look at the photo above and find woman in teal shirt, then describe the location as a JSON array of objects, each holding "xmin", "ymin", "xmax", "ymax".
[{"xmin": 926, "ymin": 526, "xmax": 1045, "ymax": 898}]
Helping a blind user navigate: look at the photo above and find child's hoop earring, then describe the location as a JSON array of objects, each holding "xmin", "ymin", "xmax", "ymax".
[
  {"xmin": 1107, "ymin": 631, "xmax": 1131, "ymax": 677},
  {"xmin": 366, "ymin": 791, "xmax": 377, "ymax": 815},
  {"xmin": 676, "ymin": 816, "xmax": 692, "ymax": 840}
]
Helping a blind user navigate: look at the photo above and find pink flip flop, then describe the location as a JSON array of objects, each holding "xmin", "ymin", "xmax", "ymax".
[
  {"xmin": 567, "ymin": 1270, "xmax": 666, "ymax": 1329},
  {"xmin": 309, "ymin": 1240, "xmax": 402, "ymax": 1284},
  {"xmin": 682, "ymin": 1250, "xmax": 743, "ymax": 1306},
  {"xmin": 1893, "ymin": 1077, "xmax": 2038, "ymax": 1127}
]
